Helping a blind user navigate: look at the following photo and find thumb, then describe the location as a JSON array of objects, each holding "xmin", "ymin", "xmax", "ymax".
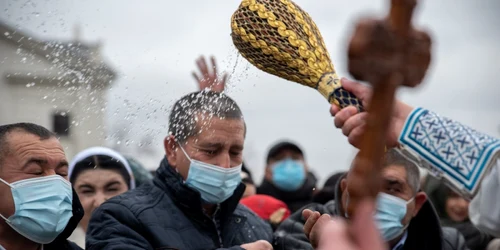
[
  {"xmin": 340, "ymin": 78, "xmax": 371, "ymax": 102},
  {"xmin": 302, "ymin": 209, "xmax": 314, "ymax": 220}
]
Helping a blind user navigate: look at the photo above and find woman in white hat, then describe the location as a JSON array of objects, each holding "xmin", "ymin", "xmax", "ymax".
[{"xmin": 67, "ymin": 147, "xmax": 136, "ymax": 248}]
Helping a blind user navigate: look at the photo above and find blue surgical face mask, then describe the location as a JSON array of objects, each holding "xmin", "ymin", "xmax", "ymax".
[
  {"xmin": 374, "ymin": 192, "xmax": 413, "ymax": 241},
  {"xmin": 179, "ymin": 145, "xmax": 242, "ymax": 204},
  {"xmin": 271, "ymin": 158, "xmax": 306, "ymax": 192},
  {"xmin": 0, "ymin": 175, "xmax": 73, "ymax": 244}
]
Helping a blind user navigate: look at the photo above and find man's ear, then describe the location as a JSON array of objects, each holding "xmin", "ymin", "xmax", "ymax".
[
  {"xmin": 413, "ymin": 192, "xmax": 427, "ymax": 217},
  {"xmin": 264, "ymin": 165, "xmax": 273, "ymax": 181},
  {"xmin": 164, "ymin": 135, "xmax": 178, "ymax": 167},
  {"xmin": 340, "ymin": 178, "xmax": 347, "ymax": 193}
]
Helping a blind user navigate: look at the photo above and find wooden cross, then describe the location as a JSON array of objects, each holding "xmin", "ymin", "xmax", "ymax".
[{"xmin": 344, "ymin": 0, "xmax": 432, "ymax": 218}]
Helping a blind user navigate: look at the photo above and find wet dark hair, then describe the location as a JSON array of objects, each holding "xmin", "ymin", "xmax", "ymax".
[
  {"xmin": 69, "ymin": 155, "xmax": 131, "ymax": 189},
  {"xmin": 0, "ymin": 123, "xmax": 55, "ymax": 163},
  {"xmin": 168, "ymin": 90, "xmax": 245, "ymax": 144}
]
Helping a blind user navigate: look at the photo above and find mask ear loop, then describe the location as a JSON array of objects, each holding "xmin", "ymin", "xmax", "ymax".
[
  {"xmin": 0, "ymin": 178, "xmax": 13, "ymax": 222},
  {"xmin": 177, "ymin": 144, "xmax": 192, "ymax": 161},
  {"xmin": 0, "ymin": 178, "xmax": 12, "ymax": 188}
]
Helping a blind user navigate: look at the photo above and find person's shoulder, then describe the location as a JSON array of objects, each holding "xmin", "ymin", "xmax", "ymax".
[
  {"xmin": 235, "ymin": 204, "xmax": 272, "ymax": 228},
  {"xmin": 102, "ymin": 183, "xmax": 167, "ymax": 214},
  {"xmin": 235, "ymin": 203, "xmax": 265, "ymax": 222},
  {"xmin": 441, "ymin": 226, "xmax": 468, "ymax": 250},
  {"xmin": 234, "ymin": 204, "xmax": 274, "ymax": 240},
  {"xmin": 298, "ymin": 200, "xmax": 337, "ymax": 215}
]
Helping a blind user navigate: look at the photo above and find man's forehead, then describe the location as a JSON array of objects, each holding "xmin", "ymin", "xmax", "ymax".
[
  {"xmin": 382, "ymin": 164, "xmax": 407, "ymax": 182},
  {"xmin": 194, "ymin": 118, "xmax": 245, "ymax": 140},
  {"xmin": 195, "ymin": 133, "xmax": 244, "ymax": 147},
  {"xmin": 7, "ymin": 132, "xmax": 64, "ymax": 158}
]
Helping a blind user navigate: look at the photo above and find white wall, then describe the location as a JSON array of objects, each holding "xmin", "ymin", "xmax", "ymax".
[{"xmin": 0, "ymin": 38, "xmax": 108, "ymax": 160}]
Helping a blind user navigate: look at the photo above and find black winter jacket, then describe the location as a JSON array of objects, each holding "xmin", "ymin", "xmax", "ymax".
[{"xmin": 86, "ymin": 157, "xmax": 273, "ymax": 250}]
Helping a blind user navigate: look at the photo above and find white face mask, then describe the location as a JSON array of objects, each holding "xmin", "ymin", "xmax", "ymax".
[
  {"xmin": 0, "ymin": 175, "xmax": 73, "ymax": 244},
  {"xmin": 344, "ymin": 191, "xmax": 413, "ymax": 241},
  {"xmin": 179, "ymin": 145, "xmax": 242, "ymax": 204}
]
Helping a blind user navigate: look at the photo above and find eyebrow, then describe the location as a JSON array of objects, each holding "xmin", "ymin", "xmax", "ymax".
[
  {"xmin": 384, "ymin": 178, "xmax": 405, "ymax": 187},
  {"xmin": 77, "ymin": 184, "xmax": 94, "ymax": 190},
  {"xmin": 57, "ymin": 161, "xmax": 69, "ymax": 169},
  {"xmin": 22, "ymin": 158, "xmax": 47, "ymax": 170},
  {"xmin": 22, "ymin": 158, "xmax": 69, "ymax": 170},
  {"xmin": 105, "ymin": 181, "xmax": 122, "ymax": 188},
  {"xmin": 197, "ymin": 142, "xmax": 224, "ymax": 148},
  {"xmin": 231, "ymin": 145, "xmax": 244, "ymax": 151},
  {"xmin": 196, "ymin": 142, "xmax": 244, "ymax": 151}
]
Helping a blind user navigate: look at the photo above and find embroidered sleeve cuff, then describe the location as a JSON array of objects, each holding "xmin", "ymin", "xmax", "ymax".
[{"xmin": 398, "ymin": 107, "xmax": 500, "ymax": 197}]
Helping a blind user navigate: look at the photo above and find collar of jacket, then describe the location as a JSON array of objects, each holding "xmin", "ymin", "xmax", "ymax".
[{"xmin": 153, "ymin": 157, "xmax": 245, "ymax": 224}]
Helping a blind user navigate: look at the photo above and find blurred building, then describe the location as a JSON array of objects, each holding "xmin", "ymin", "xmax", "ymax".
[{"xmin": 0, "ymin": 21, "xmax": 116, "ymax": 159}]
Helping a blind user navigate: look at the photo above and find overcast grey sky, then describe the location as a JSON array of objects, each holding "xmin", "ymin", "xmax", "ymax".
[{"xmin": 2, "ymin": 0, "xmax": 499, "ymax": 185}]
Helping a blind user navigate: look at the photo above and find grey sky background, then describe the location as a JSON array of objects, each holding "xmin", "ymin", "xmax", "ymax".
[{"xmin": 2, "ymin": 0, "xmax": 499, "ymax": 185}]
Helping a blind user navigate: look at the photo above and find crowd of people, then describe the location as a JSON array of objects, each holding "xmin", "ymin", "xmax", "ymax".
[{"xmin": 0, "ymin": 56, "xmax": 499, "ymax": 250}]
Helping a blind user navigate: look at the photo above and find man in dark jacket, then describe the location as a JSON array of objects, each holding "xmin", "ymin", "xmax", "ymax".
[
  {"xmin": 86, "ymin": 91, "xmax": 273, "ymax": 250},
  {"xmin": 274, "ymin": 149, "xmax": 469, "ymax": 250},
  {"xmin": 257, "ymin": 141, "xmax": 318, "ymax": 213}
]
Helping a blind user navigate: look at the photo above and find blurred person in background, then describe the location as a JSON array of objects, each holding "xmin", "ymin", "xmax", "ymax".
[
  {"xmin": 312, "ymin": 171, "xmax": 347, "ymax": 204},
  {"xmin": 240, "ymin": 194, "xmax": 291, "ymax": 231},
  {"xmin": 0, "ymin": 123, "xmax": 83, "ymax": 250},
  {"xmin": 241, "ymin": 162, "xmax": 257, "ymax": 198},
  {"xmin": 257, "ymin": 141, "xmax": 318, "ymax": 213},
  {"xmin": 67, "ymin": 147, "xmax": 136, "ymax": 249},
  {"xmin": 125, "ymin": 156, "xmax": 153, "ymax": 187},
  {"xmin": 427, "ymin": 182, "xmax": 496, "ymax": 250}
]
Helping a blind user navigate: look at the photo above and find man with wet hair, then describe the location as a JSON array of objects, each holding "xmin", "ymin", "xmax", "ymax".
[{"xmin": 86, "ymin": 90, "xmax": 273, "ymax": 250}]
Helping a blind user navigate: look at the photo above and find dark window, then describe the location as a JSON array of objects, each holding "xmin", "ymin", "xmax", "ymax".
[{"xmin": 53, "ymin": 111, "xmax": 70, "ymax": 136}]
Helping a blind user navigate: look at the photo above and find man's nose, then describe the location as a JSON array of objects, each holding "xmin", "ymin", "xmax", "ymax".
[
  {"xmin": 457, "ymin": 198, "xmax": 469, "ymax": 208},
  {"xmin": 93, "ymin": 193, "xmax": 110, "ymax": 208},
  {"xmin": 217, "ymin": 152, "xmax": 231, "ymax": 169}
]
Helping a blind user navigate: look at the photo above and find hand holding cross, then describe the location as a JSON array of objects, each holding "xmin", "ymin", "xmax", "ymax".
[{"xmin": 344, "ymin": 0, "xmax": 432, "ymax": 218}]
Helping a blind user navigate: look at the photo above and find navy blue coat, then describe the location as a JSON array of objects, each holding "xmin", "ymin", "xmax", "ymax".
[{"xmin": 86, "ymin": 158, "xmax": 273, "ymax": 250}]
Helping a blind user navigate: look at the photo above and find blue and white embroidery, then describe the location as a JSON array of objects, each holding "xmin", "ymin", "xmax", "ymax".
[{"xmin": 399, "ymin": 107, "xmax": 500, "ymax": 195}]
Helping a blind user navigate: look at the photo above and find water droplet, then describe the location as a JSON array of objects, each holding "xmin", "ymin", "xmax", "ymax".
[
  {"xmin": 4, "ymin": 32, "xmax": 9, "ymax": 36},
  {"xmin": 42, "ymin": 96, "xmax": 47, "ymax": 99},
  {"xmin": 87, "ymin": 131, "xmax": 92, "ymax": 135}
]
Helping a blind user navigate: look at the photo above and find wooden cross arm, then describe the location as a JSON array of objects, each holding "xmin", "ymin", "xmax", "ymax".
[
  {"xmin": 348, "ymin": 0, "xmax": 432, "ymax": 87},
  {"xmin": 343, "ymin": 0, "xmax": 433, "ymax": 218}
]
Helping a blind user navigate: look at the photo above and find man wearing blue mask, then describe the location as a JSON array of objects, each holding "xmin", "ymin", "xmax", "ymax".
[
  {"xmin": 274, "ymin": 148, "xmax": 468, "ymax": 250},
  {"xmin": 257, "ymin": 141, "xmax": 318, "ymax": 213},
  {"xmin": 86, "ymin": 90, "xmax": 273, "ymax": 250},
  {"xmin": 0, "ymin": 123, "xmax": 83, "ymax": 250}
]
